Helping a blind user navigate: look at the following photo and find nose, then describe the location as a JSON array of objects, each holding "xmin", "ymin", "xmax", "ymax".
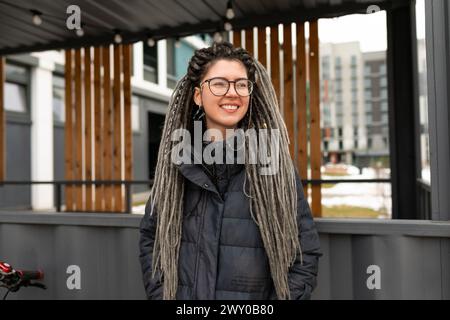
[{"xmin": 226, "ymin": 83, "xmax": 239, "ymax": 97}]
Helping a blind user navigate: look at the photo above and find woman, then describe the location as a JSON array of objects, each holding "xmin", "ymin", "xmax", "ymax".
[{"xmin": 139, "ymin": 41, "xmax": 321, "ymax": 300}]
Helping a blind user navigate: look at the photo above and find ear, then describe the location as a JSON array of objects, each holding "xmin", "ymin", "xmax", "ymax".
[{"xmin": 193, "ymin": 87, "xmax": 202, "ymax": 106}]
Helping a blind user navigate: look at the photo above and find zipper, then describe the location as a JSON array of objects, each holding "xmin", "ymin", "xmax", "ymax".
[{"xmin": 192, "ymin": 189, "xmax": 208, "ymax": 299}]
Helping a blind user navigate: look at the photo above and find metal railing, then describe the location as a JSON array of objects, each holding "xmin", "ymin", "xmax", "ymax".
[
  {"xmin": 0, "ymin": 178, "xmax": 432, "ymax": 218},
  {"xmin": 0, "ymin": 180, "xmax": 153, "ymax": 213}
]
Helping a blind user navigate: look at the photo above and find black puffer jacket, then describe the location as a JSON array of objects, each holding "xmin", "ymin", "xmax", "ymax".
[{"xmin": 139, "ymin": 143, "xmax": 321, "ymax": 300}]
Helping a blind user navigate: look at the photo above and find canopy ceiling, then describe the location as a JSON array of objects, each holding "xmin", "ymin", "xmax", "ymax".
[{"xmin": 0, "ymin": 0, "xmax": 407, "ymax": 55}]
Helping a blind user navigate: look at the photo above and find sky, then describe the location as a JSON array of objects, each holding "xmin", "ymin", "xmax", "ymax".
[{"xmin": 316, "ymin": 0, "xmax": 426, "ymax": 53}]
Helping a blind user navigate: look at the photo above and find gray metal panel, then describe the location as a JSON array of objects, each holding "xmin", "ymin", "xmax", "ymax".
[
  {"xmin": 425, "ymin": 0, "xmax": 450, "ymax": 221},
  {"xmin": 1, "ymin": 213, "xmax": 449, "ymax": 299},
  {"xmin": 0, "ymin": 118, "xmax": 31, "ymax": 209}
]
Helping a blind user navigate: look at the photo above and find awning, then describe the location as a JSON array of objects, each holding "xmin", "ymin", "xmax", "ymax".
[{"xmin": 0, "ymin": 0, "xmax": 405, "ymax": 55}]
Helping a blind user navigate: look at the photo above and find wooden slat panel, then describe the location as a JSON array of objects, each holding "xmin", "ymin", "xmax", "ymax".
[
  {"xmin": 283, "ymin": 24, "xmax": 294, "ymax": 159},
  {"xmin": 123, "ymin": 44, "xmax": 133, "ymax": 213},
  {"xmin": 94, "ymin": 47, "xmax": 103, "ymax": 211},
  {"xmin": 270, "ymin": 25, "xmax": 280, "ymax": 107},
  {"xmin": 84, "ymin": 47, "xmax": 93, "ymax": 211},
  {"xmin": 64, "ymin": 50, "xmax": 74, "ymax": 211},
  {"xmin": 245, "ymin": 28, "xmax": 254, "ymax": 56},
  {"xmin": 257, "ymin": 27, "xmax": 267, "ymax": 67},
  {"xmin": 296, "ymin": 23, "xmax": 308, "ymax": 188},
  {"xmin": 103, "ymin": 45, "xmax": 113, "ymax": 212},
  {"xmin": 113, "ymin": 44, "xmax": 123, "ymax": 212},
  {"xmin": 309, "ymin": 20, "xmax": 322, "ymax": 217},
  {"xmin": 0, "ymin": 57, "xmax": 5, "ymax": 182},
  {"xmin": 233, "ymin": 30, "xmax": 242, "ymax": 48},
  {"xmin": 74, "ymin": 49, "xmax": 83, "ymax": 211}
]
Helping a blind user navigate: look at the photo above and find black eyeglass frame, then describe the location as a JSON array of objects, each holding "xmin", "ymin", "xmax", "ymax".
[{"xmin": 199, "ymin": 77, "xmax": 254, "ymax": 97}]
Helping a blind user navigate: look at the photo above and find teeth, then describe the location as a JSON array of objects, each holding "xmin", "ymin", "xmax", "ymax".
[{"xmin": 221, "ymin": 105, "xmax": 239, "ymax": 110}]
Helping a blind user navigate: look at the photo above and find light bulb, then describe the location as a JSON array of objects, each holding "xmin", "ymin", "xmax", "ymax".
[
  {"xmin": 175, "ymin": 39, "xmax": 181, "ymax": 48},
  {"xmin": 114, "ymin": 32, "xmax": 122, "ymax": 44},
  {"xmin": 32, "ymin": 13, "xmax": 42, "ymax": 26},
  {"xmin": 76, "ymin": 28, "xmax": 84, "ymax": 37},
  {"xmin": 213, "ymin": 32, "xmax": 223, "ymax": 43},
  {"xmin": 226, "ymin": 8, "xmax": 235, "ymax": 20},
  {"xmin": 224, "ymin": 21, "xmax": 232, "ymax": 31},
  {"xmin": 147, "ymin": 37, "xmax": 155, "ymax": 47}
]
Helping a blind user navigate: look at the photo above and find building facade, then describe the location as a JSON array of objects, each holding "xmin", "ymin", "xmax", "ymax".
[{"xmin": 2, "ymin": 36, "xmax": 211, "ymax": 210}]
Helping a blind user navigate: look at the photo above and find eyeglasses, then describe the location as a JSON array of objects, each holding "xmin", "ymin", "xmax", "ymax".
[{"xmin": 200, "ymin": 77, "xmax": 254, "ymax": 97}]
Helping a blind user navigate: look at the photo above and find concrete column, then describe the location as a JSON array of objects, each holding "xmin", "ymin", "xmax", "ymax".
[
  {"xmin": 31, "ymin": 57, "xmax": 55, "ymax": 210},
  {"xmin": 133, "ymin": 42, "xmax": 144, "ymax": 81},
  {"xmin": 425, "ymin": 0, "xmax": 450, "ymax": 220},
  {"xmin": 157, "ymin": 40, "xmax": 167, "ymax": 88}
]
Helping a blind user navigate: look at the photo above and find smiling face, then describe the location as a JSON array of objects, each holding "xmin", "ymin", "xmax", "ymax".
[{"xmin": 193, "ymin": 59, "xmax": 250, "ymax": 139}]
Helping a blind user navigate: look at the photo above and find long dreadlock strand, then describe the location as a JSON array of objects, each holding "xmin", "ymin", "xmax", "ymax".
[{"xmin": 149, "ymin": 42, "xmax": 302, "ymax": 300}]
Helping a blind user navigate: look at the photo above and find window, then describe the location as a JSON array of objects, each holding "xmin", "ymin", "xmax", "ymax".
[
  {"xmin": 336, "ymin": 114, "xmax": 343, "ymax": 127},
  {"xmin": 335, "ymin": 80, "xmax": 342, "ymax": 92},
  {"xmin": 53, "ymin": 75, "xmax": 65, "ymax": 122},
  {"xmin": 5, "ymin": 83, "xmax": 27, "ymax": 113},
  {"xmin": 379, "ymin": 63, "xmax": 386, "ymax": 75},
  {"xmin": 335, "ymin": 57, "xmax": 341, "ymax": 67},
  {"xmin": 144, "ymin": 43, "xmax": 158, "ymax": 83},
  {"xmin": 5, "ymin": 63, "xmax": 28, "ymax": 113},
  {"xmin": 132, "ymin": 96, "xmax": 140, "ymax": 132},
  {"xmin": 335, "ymin": 67, "xmax": 342, "ymax": 79},
  {"xmin": 352, "ymin": 90, "xmax": 358, "ymax": 102},
  {"xmin": 380, "ymin": 76, "xmax": 387, "ymax": 88}
]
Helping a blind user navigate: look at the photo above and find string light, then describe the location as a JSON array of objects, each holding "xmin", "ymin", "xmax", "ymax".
[
  {"xmin": 76, "ymin": 28, "xmax": 84, "ymax": 37},
  {"xmin": 114, "ymin": 31, "xmax": 122, "ymax": 44},
  {"xmin": 226, "ymin": 0, "xmax": 235, "ymax": 20},
  {"xmin": 30, "ymin": 9, "xmax": 42, "ymax": 26},
  {"xmin": 146, "ymin": 37, "xmax": 155, "ymax": 47},
  {"xmin": 224, "ymin": 21, "xmax": 232, "ymax": 31},
  {"xmin": 213, "ymin": 31, "xmax": 223, "ymax": 43},
  {"xmin": 175, "ymin": 38, "xmax": 181, "ymax": 48}
]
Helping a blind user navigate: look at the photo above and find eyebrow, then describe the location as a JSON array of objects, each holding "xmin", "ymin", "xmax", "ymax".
[{"xmin": 209, "ymin": 76, "xmax": 249, "ymax": 81}]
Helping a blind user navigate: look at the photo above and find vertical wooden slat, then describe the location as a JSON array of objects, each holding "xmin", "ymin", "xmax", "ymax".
[
  {"xmin": 113, "ymin": 44, "xmax": 123, "ymax": 212},
  {"xmin": 257, "ymin": 27, "xmax": 267, "ymax": 67},
  {"xmin": 296, "ymin": 23, "xmax": 308, "ymax": 189},
  {"xmin": 64, "ymin": 50, "xmax": 74, "ymax": 211},
  {"xmin": 123, "ymin": 44, "xmax": 133, "ymax": 213},
  {"xmin": 74, "ymin": 49, "xmax": 83, "ymax": 211},
  {"xmin": 270, "ymin": 25, "xmax": 280, "ymax": 106},
  {"xmin": 309, "ymin": 20, "xmax": 322, "ymax": 217},
  {"xmin": 0, "ymin": 57, "xmax": 5, "ymax": 182},
  {"xmin": 94, "ymin": 47, "xmax": 103, "ymax": 211},
  {"xmin": 84, "ymin": 47, "xmax": 93, "ymax": 211},
  {"xmin": 233, "ymin": 29, "xmax": 242, "ymax": 48},
  {"xmin": 283, "ymin": 24, "xmax": 294, "ymax": 159},
  {"xmin": 103, "ymin": 45, "xmax": 113, "ymax": 212},
  {"xmin": 245, "ymin": 28, "xmax": 254, "ymax": 56}
]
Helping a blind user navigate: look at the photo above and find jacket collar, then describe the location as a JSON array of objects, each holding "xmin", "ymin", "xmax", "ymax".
[{"xmin": 176, "ymin": 135, "xmax": 244, "ymax": 194}]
